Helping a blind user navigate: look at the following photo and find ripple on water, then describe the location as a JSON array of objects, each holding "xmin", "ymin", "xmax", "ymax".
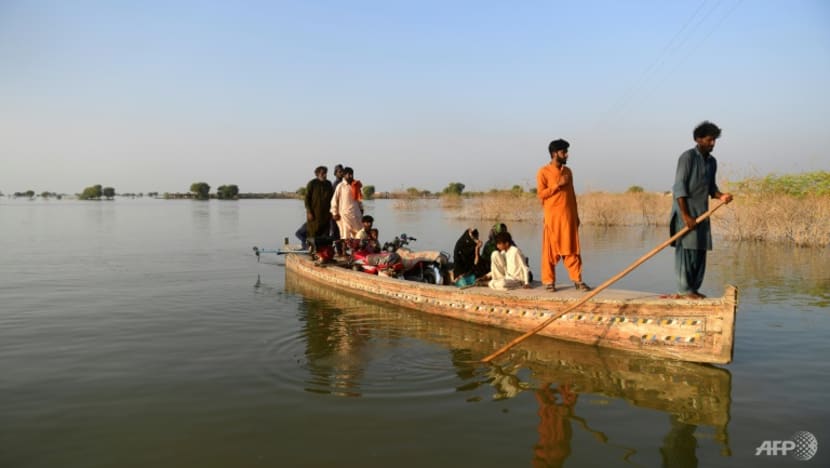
[{"xmin": 258, "ymin": 297, "xmax": 498, "ymax": 400}]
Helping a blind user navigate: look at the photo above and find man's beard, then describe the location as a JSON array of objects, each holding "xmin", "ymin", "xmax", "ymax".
[{"xmin": 556, "ymin": 156, "xmax": 568, "ymax": 165}]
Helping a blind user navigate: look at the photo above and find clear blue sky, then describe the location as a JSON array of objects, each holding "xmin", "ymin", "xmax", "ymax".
[{"xmin": 1, "ymin": 0, "xmax": 828, "ymax": 194}]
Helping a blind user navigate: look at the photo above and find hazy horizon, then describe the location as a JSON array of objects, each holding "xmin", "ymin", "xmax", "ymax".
[{"xmin": 2, "ymin": 1, "xmax": 828, "ymax": 195}]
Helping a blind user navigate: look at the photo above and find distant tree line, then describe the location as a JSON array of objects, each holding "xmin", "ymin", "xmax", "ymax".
[
  {"xmin": 7, "ymin": 190, "xmax": 64, "ymax": 199},
  {"xmin": 8, "ymin": 180, "xmax": 544, "ymax": 201},
  {"xmin": 78, "ymin": 185, "xmax": 116, "ymax": 200}
]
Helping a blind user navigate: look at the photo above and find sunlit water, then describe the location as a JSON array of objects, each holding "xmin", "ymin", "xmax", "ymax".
[{"xmin": 1, "ymin": 198, "xmax": 827, "ymax": 467}]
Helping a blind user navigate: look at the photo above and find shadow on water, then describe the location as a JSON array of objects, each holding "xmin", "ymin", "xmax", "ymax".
[{"xmin": 285, "ymin": 275, "xmax": 733, "ymax": 466}]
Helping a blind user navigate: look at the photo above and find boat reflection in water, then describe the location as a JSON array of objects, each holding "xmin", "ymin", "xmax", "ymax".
[{"xmin": 286, "ymin": 276, "xmax": 732, "ymax": 464}]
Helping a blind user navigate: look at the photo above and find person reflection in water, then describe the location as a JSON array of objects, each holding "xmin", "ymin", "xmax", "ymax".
[
  {"xmin": 660, "ymin": 414, "xmax": 698, "ymax": 468},
  {"xmin": 532, "ymin": 383, "xmax": 577, "ymax": 468},
  {"xmin": 302, "ymin": 303, "xmax": 370, "ymax": 398}
]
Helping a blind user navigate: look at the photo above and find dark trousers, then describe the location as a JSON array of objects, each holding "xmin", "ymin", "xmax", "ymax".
[
  {"xmin": 675, "ymin": 246, "xmax": 706, "ymax": 294},
  {"xmin": 295, "ymin": 223, "xmax": 308, "ymax": 249}
]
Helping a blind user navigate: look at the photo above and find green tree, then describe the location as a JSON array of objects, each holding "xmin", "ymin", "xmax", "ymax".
[
  {"xmin": 190, "ymin": 182, "xmax": 210, "ymax": 200},
  {"xmin": 511, "ymin": 185, "xmax": 523, "ymax": 195},
  {"xmin": 103, "ymin": 187, "xmax": 116, "ymax": 199},
  {"xmin": 217, "ymin": 184, "xmax": 240, "ymax": 200},
  {"xmin": 442, "ymin": 182, "xmax": 465, "ymax": 196},
  {"xmin": 626, "ymin": 185, "xmax": 645, "ymax": 193},
  {"xmin": 362, "ymin": 184, "xmax": 376, "ymax": 200},
  {"xmin": 79, "ymin": 184, "xmax": 102, "ymax": 200},
  {"xmin": 296, "ymin": 186, "xmax": 307, "ymax": 197},
  {"xmin": 24, "ymin": 190, "xmax": 35, "ymax": 198},
  {"xmin": 41, "ymin": 191, "xmax": 51, "ymax": 198}
]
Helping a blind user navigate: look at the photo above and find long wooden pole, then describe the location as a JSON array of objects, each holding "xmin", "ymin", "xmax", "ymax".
[{"xmin": 480, "ymin": 200, "xmax": 728, "ymax": 364}]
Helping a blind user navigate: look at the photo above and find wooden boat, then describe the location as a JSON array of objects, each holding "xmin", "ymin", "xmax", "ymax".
[
  {"xmin": 284, "ymin": 254, "xmax": 738, "ymax": 364},
  {"xmin": 285, "ymin": 274, "xmax": 732, "ymax": 451}
]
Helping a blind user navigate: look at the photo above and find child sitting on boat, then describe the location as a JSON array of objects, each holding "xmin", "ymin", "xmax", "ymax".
[
  {"xmin": 365, "ymin": 228, "xmax": 382, "ymax": 253},
  {"xmin": 487, "ymin": 231, "xmax": 531, "ymax": 290},
  {"xmin": 355, "ymin": 215, "xmax": 374, "ymax": 241}
]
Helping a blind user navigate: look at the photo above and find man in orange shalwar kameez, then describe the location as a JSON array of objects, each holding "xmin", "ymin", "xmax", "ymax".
[{"xmin": 536, "ymin": 139, "xmax": 591, "ymax": 292}]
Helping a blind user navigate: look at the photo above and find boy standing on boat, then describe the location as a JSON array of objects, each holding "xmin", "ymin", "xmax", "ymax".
[
  {"xmin": 536, "ymin": 139, "xmax": 591, "ymax": 293},
  {"xmin": 670, "ymin": 121, "xmax": 733, "ymax": 299},
  {"xmin": 488, "ymin": 231, "xmax": 531, "ymax": 290},
  {"xmin": 330, "ymin": 167, "xmax": 364, "ymax": 246}
]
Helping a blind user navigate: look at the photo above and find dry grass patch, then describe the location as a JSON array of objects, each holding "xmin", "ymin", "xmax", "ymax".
[
  {"xmin": 455, "ymin": 193, "xmax": 539, "ymax": 222},
  {"xmin": 578, "ymin": 192, "xmax": 672, "ymax": 226},
  {"xmin": 718, "ymin": 193, "xmax": 830, "ymax": 247},
  {"xmin": 451, "ymin": 192, "xmax": 672, "ymax": 225}
]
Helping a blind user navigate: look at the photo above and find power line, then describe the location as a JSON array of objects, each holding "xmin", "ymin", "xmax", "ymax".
[{"xmin": 592, "ymin": 0, "xmax": 730, "ymax": 129}]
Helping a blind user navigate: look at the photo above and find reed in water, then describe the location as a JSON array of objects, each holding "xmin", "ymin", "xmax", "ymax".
[{"xmin": 438, "ymin": 171, "xmax": 830, "ymax": 247}]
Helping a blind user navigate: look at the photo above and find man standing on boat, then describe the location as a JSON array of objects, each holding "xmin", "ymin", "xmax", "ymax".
[
  {"xmin": 670, "ymin": 121, "xmax": 733, "ymax": 299},
  {"xmin": 328, "ymin": 163, "xmax": 345, "ymax": 246},
  {"xmin": 330, "ymin": 167, "xmax": 363, "ymax": 246},
  {"xmin": 537, "ymin": 139, "xmax": 591, "ymax": 293},
  {"xmin": 304, "ymin": 166, "xmax": 334, "ymax": 244}
]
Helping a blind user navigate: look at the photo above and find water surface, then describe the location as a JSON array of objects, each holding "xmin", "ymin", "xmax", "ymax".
[{"xmin": 1, "ymin": 198, "xmax": 827, "ymax": 467}]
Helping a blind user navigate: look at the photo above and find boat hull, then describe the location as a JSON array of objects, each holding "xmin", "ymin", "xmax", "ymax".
[{"xmin": 285, "ymin": 254, "xmax": 737, "ymax": 364}]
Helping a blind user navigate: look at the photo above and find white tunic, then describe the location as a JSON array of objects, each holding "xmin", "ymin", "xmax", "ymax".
[
  {"xmin": 489, "ymin": 245, "xmax": 530, "ymax": 290},
  {"xmin": 330, "ymin": 181, "xmax": 363, "ymax": 239}
]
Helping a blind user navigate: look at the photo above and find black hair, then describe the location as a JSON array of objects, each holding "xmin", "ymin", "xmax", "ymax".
[
  {"xmin": 314, "ymin": 166, "xmax": 327, "ymax": 175},
  {"xmin": 693, "ymin": 121, "xmax": 722, "ymax": 140},
  {"xmin": 343, "ymin": 167, "xmax": 354, "ymax": 175},
  {"xmin": 548, "ymin": 139, "xmax": 570, "ymax": 155},
  {"xmin": 494, "ymin": 231, "xmax": 513, "ymax": 245},
  {"xmin": 362, "ymin": 215, "xmax": 374, "ymax": 223}
]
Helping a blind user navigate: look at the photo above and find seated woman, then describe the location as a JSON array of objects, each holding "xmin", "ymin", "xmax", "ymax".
[{"xmin": 451, "ymin": 228, "xmax": 481, "ymax": 283}]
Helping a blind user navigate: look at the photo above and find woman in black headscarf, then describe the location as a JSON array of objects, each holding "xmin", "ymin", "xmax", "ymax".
[{"xmin": 452, "ymin": 228, "xmax": 481, "ymax": 281}]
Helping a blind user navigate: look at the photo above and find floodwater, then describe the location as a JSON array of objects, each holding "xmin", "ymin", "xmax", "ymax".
[{"xmin": 1, "ymin": 198, "xmax": 827, "ymax": 467}]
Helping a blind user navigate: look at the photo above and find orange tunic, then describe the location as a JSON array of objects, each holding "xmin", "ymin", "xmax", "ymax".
[
  {"xmin": 537, "ymin": 163, "xmax": 581, "ymax": 254},
  {"xmin": 537, "ymin": 163, "xmax": 582, "ymax": 284}
]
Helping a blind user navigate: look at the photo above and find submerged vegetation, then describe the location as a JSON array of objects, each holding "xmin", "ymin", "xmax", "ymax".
[
  {"xmin": 441, "ymin": 171, "xmax": 830, "ymax": 248},
  {"xmin": 719, "ymin": 171, "xmax": 830, "ymax": 247}
]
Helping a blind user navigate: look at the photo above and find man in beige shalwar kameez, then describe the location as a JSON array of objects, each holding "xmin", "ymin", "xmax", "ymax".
[{"xmin": 330, "ymin": 167, "xmax": 363, "ymax": 243}]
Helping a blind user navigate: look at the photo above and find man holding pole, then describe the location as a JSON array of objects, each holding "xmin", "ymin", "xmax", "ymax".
[
  {"xmin": 480, "ymin": 129, "xmax": 734, "ymax": 364},
  {"xmin": 670, "ymin": 121, "xmax": 733, "ymax": 299}
]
